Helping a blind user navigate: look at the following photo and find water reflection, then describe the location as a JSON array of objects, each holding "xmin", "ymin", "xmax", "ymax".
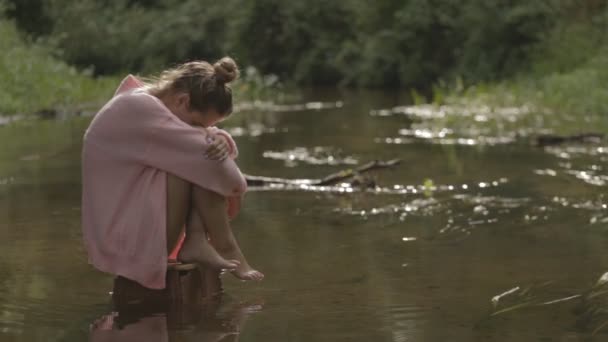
[{"xmin": 89, "ymin": 298, "xmax": 262, "ymax": 342}]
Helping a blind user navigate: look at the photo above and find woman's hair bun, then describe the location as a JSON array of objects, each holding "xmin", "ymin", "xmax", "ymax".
[{"xmin": 213, "ymin": 57, "xmax": 240, "ymax": 84}]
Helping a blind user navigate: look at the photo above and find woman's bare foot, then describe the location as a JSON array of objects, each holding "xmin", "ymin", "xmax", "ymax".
[
  {"xmin": 231, "ymin": 265, "xmax": 264, "ymax": 281},
  {"xmin": 178, "ymin": 232, "xmax": 240, "ymax": 270}
]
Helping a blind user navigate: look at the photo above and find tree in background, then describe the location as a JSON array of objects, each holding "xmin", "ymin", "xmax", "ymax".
[{"xmin": 3, "ymin": 0, "xmax": 606, "ymax": 89}]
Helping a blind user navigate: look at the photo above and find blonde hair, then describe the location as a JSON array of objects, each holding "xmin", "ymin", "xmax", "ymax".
[{"xmin": 147, "ymin": 57, "xmax": 240, "ymax": 116}]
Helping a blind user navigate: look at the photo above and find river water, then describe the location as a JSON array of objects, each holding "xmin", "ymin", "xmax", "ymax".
[{"xmin": 0, "ymin": 88, "xmax": 607, "ymax": 341}]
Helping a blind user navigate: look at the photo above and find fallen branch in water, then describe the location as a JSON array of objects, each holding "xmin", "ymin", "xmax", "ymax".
[
  {"xmin": 536, "ymin": 133, "xmax": 604, "ymax": 147},
  {"xmin": 245, "ymin": 159, "xmax": 401, "ymax": 187}
]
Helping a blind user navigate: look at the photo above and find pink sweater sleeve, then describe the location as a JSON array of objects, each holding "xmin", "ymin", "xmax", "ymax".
[{"xmin": 119, "ymin": 92, "xmax": 247, "ymax": 197}]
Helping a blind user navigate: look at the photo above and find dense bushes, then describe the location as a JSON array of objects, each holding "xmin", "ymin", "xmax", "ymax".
[
  {"xmin": 0, "ymin": 15, "xmax": 117, "ymax": 115},
  {"xmin": 2, "ymin": 0, "xmax": 607, "ymax": 120},
  {"xmin": 7, "ymin": 0, "xmax": 600, "ymax": 88},
  {"xmin": 436, "ymin": 4, "xmax": 608, "ymax": 132}
]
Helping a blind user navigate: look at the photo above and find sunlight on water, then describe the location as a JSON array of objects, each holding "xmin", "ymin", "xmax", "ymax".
[
  {"xmin": 370, "ymin": 104, "xmax": 537, "ymax": 120},
  {"xmin": 262, "ymin": 146, "xmax": 359, "ymax": 167},
  {"xmin": 236, "ymin": 100, "xmax": 344, "ymax": 112},
  {"xmin": 566, "ymin": 169, "xmax": 608, "ymax": 186},
  {"xmin": 251, "ymin": 178, "xmax": 509, "ymax": 196},
  {"xmin": 546, "ymin": 145, "xmax": 608, "ymax": 159},
  {"xmin": 226, "ymin": 125, "xmax": 288, "ymax": 137},
  {"xmin": 378, "ymin": 135, "xmax": 516, "ymax": 146}
]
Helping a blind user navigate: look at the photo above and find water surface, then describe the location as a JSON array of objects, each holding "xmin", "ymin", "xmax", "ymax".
[{"xmin": 1, "ymin": 89, "xmax": 607, "ymax": 341}]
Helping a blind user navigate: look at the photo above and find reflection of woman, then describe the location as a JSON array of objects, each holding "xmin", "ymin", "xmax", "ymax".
[
  {"xmin": 90, "ymin": 313, "xmax": 168, "ymax": 342},
  {"xmin": 89, "ymin": 299, "xmax": 259, "ymax": 342},
  {"xmin": 82, "ymin": 57, "xmax": 262, "ymax": 291}
]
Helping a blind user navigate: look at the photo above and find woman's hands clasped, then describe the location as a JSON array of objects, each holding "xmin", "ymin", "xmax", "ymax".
[{"xmin": 205, "ymin": 134, "xmax": 231, "ymax": 161}]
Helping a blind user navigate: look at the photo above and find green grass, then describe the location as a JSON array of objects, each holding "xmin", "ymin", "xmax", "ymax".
[
  {"xmin": 433, "ymin": 16, "xmax": 608, "ymax": 135},
  {"xmin": 0, "ymin": 19, "xmax": 119, "ymax": 116},
  {"xmin": 448, "ymin": 58, "xmax": 608, "ymax": 135},
  {"xmin": 0, "ymin": 17, "xmax": 281, "ymax": 117}
]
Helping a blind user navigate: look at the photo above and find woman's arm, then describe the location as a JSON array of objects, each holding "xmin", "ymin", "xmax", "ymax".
[{"xmin": 122, "ymin": 92, "xmax": 247, "ymax": 197}]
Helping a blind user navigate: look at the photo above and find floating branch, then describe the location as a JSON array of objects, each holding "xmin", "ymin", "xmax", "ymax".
[
  {"xmin": 536, "ymin": 133, "xmax": 604, "ymax": 147},
  {"xmin": 245, "ymin": 159, "xmax": 401, "ymax": 187}
]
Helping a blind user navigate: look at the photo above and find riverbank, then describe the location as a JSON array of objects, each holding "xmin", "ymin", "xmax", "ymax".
[
  {"xmin": 0, "ymin": 17, "xmax": 280, "ymax": 118},
  {"xmin": 432, "ymin": 52, "xmax": 608, "ymax": 135},
  {"xmin": 2, "ymin": 2, "xmax": 606, "ymax": 132},
  {"xmin": 427, "ymin": 12, "xmax": 608, "ymax": 136},
  {"xmin": 0, "ymin": 19, "xmax": 118, "ymax": 117}
]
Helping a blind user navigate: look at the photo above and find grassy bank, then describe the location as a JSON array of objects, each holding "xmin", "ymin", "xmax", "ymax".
[
  {"xmin": 432, "ymin": 12, "xmax": 608, "ymax": 135},
  {"xmin": 0, "ymin": 17, "xmax": 279, "ymax": 117},
  {"xmin": 0, "ymin": 19, "xmax": 119, "ymax": 116}
]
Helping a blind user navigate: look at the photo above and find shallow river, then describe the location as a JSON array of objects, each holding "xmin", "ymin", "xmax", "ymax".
[{"xmin": 1, "ymin": 88, "xmax": 607, "ymax": 341}]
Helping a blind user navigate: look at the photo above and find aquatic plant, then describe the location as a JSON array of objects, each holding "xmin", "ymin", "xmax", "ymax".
[{"xmin": 485, "ymin": 272, "xmax": 608, "ymax": 336}]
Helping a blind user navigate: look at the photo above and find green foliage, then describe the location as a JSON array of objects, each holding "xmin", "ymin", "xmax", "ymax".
[
  {"xmin": 423, "ymin": 178, "xmax": 435, "ymax": 197},
  {"xmin": 4, "ymin": 0, "xmax": 576, "ymax": 88},
  {"xmin": 434, "ymin": 4, "xmax": 608, "ymax": 134},
  {"xmin": 0, "ymin": 17, "xmax": 118, "ymax": 115},
  {"xmin": 31, "ymin": 0, "xmax": 241, "ymax": 75},
  {"xmin": 2, "ymin": 0, "xmax": 607, "ymax": 120}
]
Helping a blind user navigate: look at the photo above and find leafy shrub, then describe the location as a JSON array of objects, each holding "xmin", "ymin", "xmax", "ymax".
[
  {"xmin": 0, "ymin": 16, "xmax": 117, "ymax": 115},
  {"xmin": 5, "ymin": 0, "xmax": 576, "ymax": 88}
]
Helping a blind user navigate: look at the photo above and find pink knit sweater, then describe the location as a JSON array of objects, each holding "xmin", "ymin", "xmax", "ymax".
[{"xmin": 81, "ymin": 75, "xmax": 247, "ymax": 289}]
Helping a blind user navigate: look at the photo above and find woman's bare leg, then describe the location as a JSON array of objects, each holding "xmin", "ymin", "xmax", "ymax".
[
  {"xmin": 166, "ymin": 173, "xmax": 191, "ymax": 252},
  {"xmin": 166, "ymin": 173, "xmax": 239, "ymax": 270},
  {"xmin": 192, "ymin": 187, "xmax": 264, "ymax": 281}
]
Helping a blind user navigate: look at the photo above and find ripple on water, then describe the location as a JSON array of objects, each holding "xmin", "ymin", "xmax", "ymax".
[
  {"xmin": 331, "ymin": 179, "xmax": 599, "ymax": 241},
  {"xmin": 539, "ymin": 145, "xmax": 608, "ymax": 187},
  {"xmin": 545, "ymin": 145, "xmax": 608, "ymax": 159},
  {"xmin": 253, "ymin": 178, "xmax": 509, "ymax": 195},
  {"xmin": 378, "ymin": 134, "xmax": 517, "ymax": 146},
  {"xmin": 565, "ymin": 169, "xmax": 608, "ymax": 186},
  {"xmin": 391, "ymin": 126, "xmax": 517, "ymax": 146},
  {"xmin": 0, "ymin": 301, "xmax": 25, "ymax": 335},
  {"xmin": 330, "ymin": 179, "xmax": 509, "ymax": 211},
  {"xmin": 0, "ymin": 295, "xmax": 93, "ymax": 337},
  {"xmin": 0, "ymin": 177, "xmax": 14, "ymax": 186}
]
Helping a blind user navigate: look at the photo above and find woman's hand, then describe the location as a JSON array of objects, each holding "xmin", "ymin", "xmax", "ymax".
[{"xmin": 204, "ymin": 134, "xmax": 230, "ymax": 161}]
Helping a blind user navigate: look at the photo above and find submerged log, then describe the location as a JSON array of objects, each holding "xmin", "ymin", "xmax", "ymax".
[
  {"xmin": 244, "ymin": 159, "xmax": 401, "ymax": 187},
  {"xmin": 112, "ymin": 263, "xmax": 222, "ymax": 311},
  {"xmin": 536, "ymin": 133, "xmax": 604, "ymax": 147}
]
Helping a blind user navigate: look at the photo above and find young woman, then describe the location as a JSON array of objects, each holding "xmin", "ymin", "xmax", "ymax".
[{"xmin": 82, "ymin": 57, "xmax": 263, "ymax": 290}]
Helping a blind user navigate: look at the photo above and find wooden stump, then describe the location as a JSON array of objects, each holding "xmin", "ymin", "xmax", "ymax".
[{"xmin": 112, "ymin": 263, "xmax": 222, "ymax": 312}]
